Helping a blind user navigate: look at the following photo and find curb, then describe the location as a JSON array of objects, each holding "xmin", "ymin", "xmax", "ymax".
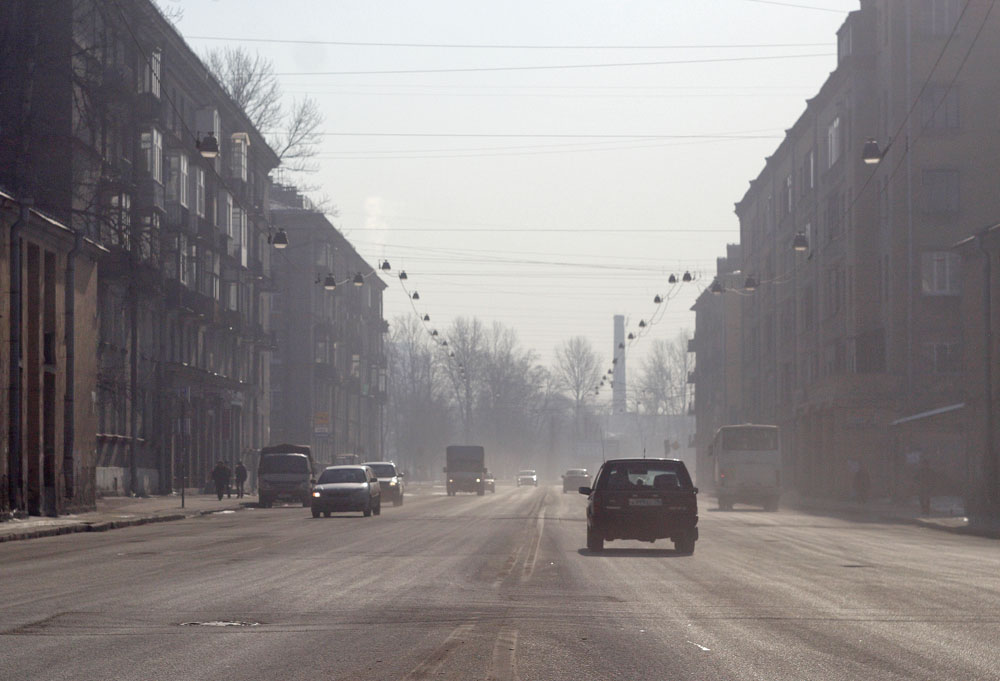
[{"xmin": 0, "ymin": 506, "xmax": 244, "ymax": 544}]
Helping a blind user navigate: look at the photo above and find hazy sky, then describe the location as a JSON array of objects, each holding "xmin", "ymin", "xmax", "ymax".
[{"xmin": 170, "ymin": 0, "xmax": 858, "ymax": 379}]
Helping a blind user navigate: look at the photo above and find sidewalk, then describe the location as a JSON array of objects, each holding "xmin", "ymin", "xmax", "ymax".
[
  {"xmin": 0, "ymin": 491, "xmax": 250, "ymax": 544},
  {"xmin": 784, "ymin": 492, "xmax": 1000, "ymax": 539}
]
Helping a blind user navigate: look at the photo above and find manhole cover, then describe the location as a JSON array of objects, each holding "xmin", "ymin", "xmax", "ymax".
[{"xmin": 180, "ymin": 621, "xmax": 260, "ymax": 627}]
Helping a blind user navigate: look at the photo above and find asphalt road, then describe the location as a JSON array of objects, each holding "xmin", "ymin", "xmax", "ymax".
[{"xmin": 1, "ymin": 484, "xmax": 999, "ymax": 680}]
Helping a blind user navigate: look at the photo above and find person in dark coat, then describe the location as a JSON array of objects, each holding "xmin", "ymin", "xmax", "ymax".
[
  {"xmin": 211, "ymin": 461, "xmax": 230, "ymax": 501},
  {"xmin": 234, "ymin": 461, "xmax": 248, "ymax": 499}
]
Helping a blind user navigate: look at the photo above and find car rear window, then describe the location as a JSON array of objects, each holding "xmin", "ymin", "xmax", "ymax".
[
  {"xmin": 317, "ymin": 468, "xmax": 366, "ymax": 484},
  {"xmin": 597, "ymin": 461, "xmax": 692, "ymax": 490},
  {"xmin": 258, "ymin": 453, "xmax": 310, "ymax": 475},
  {"xmin": 367, "ymin": 464, "xmax": 396, "ymax": 477}
]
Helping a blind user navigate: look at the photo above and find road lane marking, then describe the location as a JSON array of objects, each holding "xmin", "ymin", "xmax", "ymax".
[
  {"xmin": 521, "ymin": 509, "xmax": 545, "ymax": 581},
  {"xmin": 687, "ymin": 640, "xmax": 711, "ymax": 651},
  {"xmin": 404, "ymin": 622, "xmax": 476, "ymax": 680},
  {"xmin": 489, "ymin": 626, "xmax": 521, "ymax": 681}
]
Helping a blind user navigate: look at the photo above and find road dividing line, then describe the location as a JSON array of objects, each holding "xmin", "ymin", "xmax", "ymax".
[
  {"xmin": 521, "ymin": 509, "xmax": 545, "ymax": 581},
  {"xmin": 493, "ymin": 543, "xmax": 525, "ymax": 589},
  {"xmin": 489, "ymin": 626, "xmax": 521, "ymax": 681},
  {"xmin": 403, "ymin": 622, "xmax": 476, "ymax": 680}
]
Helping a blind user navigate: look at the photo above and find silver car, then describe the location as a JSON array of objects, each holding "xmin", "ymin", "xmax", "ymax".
[
  {"xmin": 311, "ymin": 465, "xmax": 381, "ymax": 518},
  {"xmin": 363, "ymin": 461, "xmax": 405, "ymax": 506},
  {"xmin": 516, "ymin": 469, "xmax": 538, "ymax": 487}
]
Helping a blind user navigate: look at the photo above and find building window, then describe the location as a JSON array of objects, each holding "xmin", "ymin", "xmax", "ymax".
[
  {"xmin": 921, "ymin": 84, "xmax": 960, "ymax": 130},
  {"xmin": 804, "ymin": 149, "xmax": 815, "ymax": 191},
  {"xmin": 141, "ymin": 128, "xmax": 162, "ymax": 184},
  {"xmin": 107, "ymin": 192, "xmax": 131, "ymax": 247},
  {"xmin": 922, "ymin": 169, "xmax": 960, "ymax": 213},
  {"xmin": 923, "ymin": 342, "xmax": 961, "ymax": 373},
  {"xmin": 827, "ymin": 116, "xmax": 841, "ymax": 168},
  {"xmin": 218, "ymin": 190, "xmax": 232, "ymax": 237},
  {"xmin": 785, "ymin": 174, "xmax": 793, "ymax": 214},
  {"xmin": 194, "ymin": 166, "xmax": 205, "ymax": 217},
  {"xmin": 921, "ymin": 251, "xmax": 961, "ymax": 295},
  {"xmin": 230, "ymin": 133, "xmax": 249, "ymax": 182},
  {"xmin": 825, "ymin": 193, "xmax": 843, "ymax": 241},
  {"xmin": 139, "ymin": 47, "xmax": 161, "ymax": 98},
  {"xmin": 165, "ymin": 153, "xmax": 188, "ymax": 208}
]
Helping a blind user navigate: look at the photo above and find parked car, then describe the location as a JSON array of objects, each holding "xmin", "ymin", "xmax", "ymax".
[
  {"xmin": 561, "ymin": 468, "xmax": 591, "ymax": 493},
  {"xmin": 579, "ymin": 458, "xmax": 698, "ymax": 554},
  {"xmin": 363, "ymin": 461, "xmax": 405, "ymax": 506},
  {"xmin": 310, "ymin": 465, "xmax": 381, "ymax": 518},
  {"xmin": 483, "ymin": 470, "xmax": 496, "ymax": 493},
  {"xmin": 516, "ymin": 469, "xmax": 538, "ymax": 487}
]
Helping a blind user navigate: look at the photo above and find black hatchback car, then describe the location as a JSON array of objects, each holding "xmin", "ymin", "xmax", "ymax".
[{"xmin": 579, "ymin": 458, "xmax": 698, "ymax": 554}]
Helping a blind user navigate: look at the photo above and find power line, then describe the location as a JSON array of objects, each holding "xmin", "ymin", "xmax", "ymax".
[
  {"xmin": 274, "ymin": 52, "xmax": 834, "ymax": 76},
  {"xmin": 186, "ymin": 35, "xmax": 833, "ymax": 50},
  {"xmin": 742, "ymin": 0, "xmax": 846, "ymax": 12},
  {"xmin": 270, "ymin": 131, "xmax": 783, "ymax": 139}
]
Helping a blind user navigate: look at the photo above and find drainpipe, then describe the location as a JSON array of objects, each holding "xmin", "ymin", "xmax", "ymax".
[
  {"xmin": 63, "ymin": 229, "xmax": 83, "ymax": 502},
  {"xmin": 977, "ymin": 234, "xmax": 996, "ymax": 514},
  {"xmin": 8, "ymin": 200, "xmax": 31, "ymax": 514}
]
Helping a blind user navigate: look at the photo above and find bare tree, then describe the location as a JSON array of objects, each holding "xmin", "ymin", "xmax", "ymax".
[
  {"xmin": 205, "ymin": 46, "xmax": 322, "ymax": 176},
  {"xmin": 637, "ymin": 331, "xmax": 694, "ymax": 415},
  {"xmin": 553, "ymin": 337, "xmax": 603, "ymax": 438},
  {"xmin": 386, "ymin": 316, "xmax": 452, "ymax": 478}
]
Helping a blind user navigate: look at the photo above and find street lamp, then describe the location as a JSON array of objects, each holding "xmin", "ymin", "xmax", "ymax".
[
  {"xmin": 862, "ymin": 137, "xmax": 888, "ymax": 165},
  {"xmin": 323, "ymin": 274, "xmax": 336, "ymax": 291},
  {"xmin": 196, "ymin": 131, "xmax": 219, "ymax": 159},
  {"xmin": 792, "ymin": 231, "xmax": 809, "ymax": 252},
  {"xmin": 353, "ymin": 272, "xmax": 364, "ymax": 287},
  {"xmin": 271, "ymin": 228, "xmax": 288, "ymax": 249},
  {"xmin": 744, "ymin": 275, "xmax": 759, "ymax": 292}
]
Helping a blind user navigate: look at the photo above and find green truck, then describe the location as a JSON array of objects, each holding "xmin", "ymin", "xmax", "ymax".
[{"xmin": 444, "ymin": 445, "xmax": 487, "ymax": 496}]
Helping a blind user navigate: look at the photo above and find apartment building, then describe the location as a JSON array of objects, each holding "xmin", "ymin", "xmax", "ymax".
[
  {"xmin": 1, "ymin": 0, "xmax": 280, "ymax": 504},
  {"xmin": 696, "ymin": 1, "xmax": 1000, "ymax": 502}
]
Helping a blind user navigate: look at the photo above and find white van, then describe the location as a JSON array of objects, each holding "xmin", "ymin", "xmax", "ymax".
[{"xmin": 257, "ymin": 444, "xmax": 315, "ymax": 508}]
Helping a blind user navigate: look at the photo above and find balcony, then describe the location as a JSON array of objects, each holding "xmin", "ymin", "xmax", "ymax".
[
  {"xmin": 135, "ymin": 177, "xmax": 165, "ymax": 214},
  {"xmin": 135, "ymin": 92, "xmax": 162, "ymax": 123}
]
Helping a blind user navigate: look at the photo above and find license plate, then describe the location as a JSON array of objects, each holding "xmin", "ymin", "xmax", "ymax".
[{"xmin": 628, "ymin": 498, "xmax": 662, "ymax": 506}]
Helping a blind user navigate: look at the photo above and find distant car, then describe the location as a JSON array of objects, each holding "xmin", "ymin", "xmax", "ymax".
[
  {"xmin": 363, "ymin": 461, "xmax": 405, "ymax": 506},
  {"xmin": 483, "ymin": 471, "xmax": 496, "ymax": 493},
  {"xmin": 310, "ymin": 465, "xmax": 381, "ymax": 518},
  {"xmin": 562, "ymin": 468, "xmax": 591, "ymax": 493},
  {"xmin": 516, "ymin": 469, "xmax": 538, "ymax": 487},
  {"xmin": 579, "ymin": 458, "xmax": 698, "ymax": 554}
]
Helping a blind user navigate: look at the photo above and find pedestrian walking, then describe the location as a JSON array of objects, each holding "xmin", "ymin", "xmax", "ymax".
[
  {"xmin": 916, "ymin": 457, "xmax": 933, "ymax": 516},
  {"xmin": 211, "ymin": 461, "xmax": 229, "ymax": 501},
  {"xmin": 234, "ymin": 461, "xmax": 248, "ymax": 499}
]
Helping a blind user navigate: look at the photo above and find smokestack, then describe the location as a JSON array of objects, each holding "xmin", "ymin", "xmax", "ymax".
[{"xmin": 613, "ymin": 315, "xmax": 626, "ymax": 414}]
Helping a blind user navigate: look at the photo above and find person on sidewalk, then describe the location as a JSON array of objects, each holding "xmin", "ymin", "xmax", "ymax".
[
  {"xmin": 234, "ymin": 461, "xmax": 248, "ymax": 499},
  {"xmin": 211, "ymin": 461, "xmax": 229, "ymax": 501},
  {"xmin": 916, "ymin": 458, "xmax": 933, "ymax": 516}
]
